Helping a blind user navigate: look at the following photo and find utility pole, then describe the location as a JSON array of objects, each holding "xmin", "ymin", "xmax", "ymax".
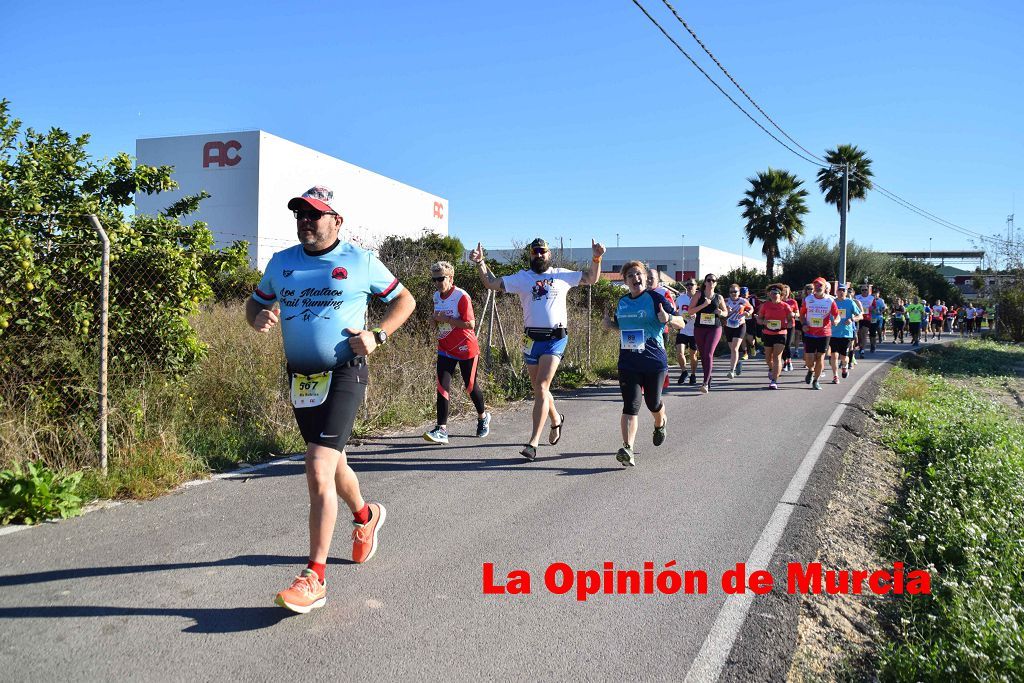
[
  {"xmin": 616, "ymin": 233, "xmax": 620, "ymax": 248},
  {"xmin": 929, "ymin": 237, "xmax": 933, "ymax": 261},
  {"xmin": 838, "ymin": 162, "xmax": 849, "ymax": 285}
]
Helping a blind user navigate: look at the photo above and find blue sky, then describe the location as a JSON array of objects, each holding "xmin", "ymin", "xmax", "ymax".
[{"xmin": 3, "ymin": 0, "xmax": 1021, "ymax": 256}]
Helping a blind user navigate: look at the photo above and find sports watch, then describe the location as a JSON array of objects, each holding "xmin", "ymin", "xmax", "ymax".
[{"xmin": 372, "ymin": 327, "xmax": 388, "ymax": 345}]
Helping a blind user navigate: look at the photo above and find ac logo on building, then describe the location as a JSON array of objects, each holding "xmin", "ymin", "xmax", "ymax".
[
  {"xmin": 433, "ymin": 202, "xmax": 444, "ymax": 219},
  {"xmin": 203, "ymin": 140, "xmax": 242, "ymax": 168}
]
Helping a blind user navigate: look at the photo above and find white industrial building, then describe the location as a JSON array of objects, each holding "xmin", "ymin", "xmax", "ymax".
[
  {"xmin": 135, "ymin": 131, "xmax": 448, "ymax": 270},
  {"xmin": 490, "ymin": 244, "xmax": 766, "ymax": 283}
]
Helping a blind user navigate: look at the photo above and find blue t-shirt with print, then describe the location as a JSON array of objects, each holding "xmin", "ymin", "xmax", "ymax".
[
  {"xmin": 833, "ymin": 299, "xmax": 860, "ymax": 338},
  {"xmin": 252, "ymin": 241, "xmax": 404, "ymax": 374},
  {"xmin": 871, "ymin": 298, "xmax": 886, "ymax": 322},
  {"xmin": 615, "ymin": 290, "xmax": 675, "ymax": 373}
]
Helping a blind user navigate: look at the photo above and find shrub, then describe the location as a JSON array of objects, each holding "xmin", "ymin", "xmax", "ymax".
[{"xmin": 0, "ymin": 460, "xmax": 83, "ymax": 524}]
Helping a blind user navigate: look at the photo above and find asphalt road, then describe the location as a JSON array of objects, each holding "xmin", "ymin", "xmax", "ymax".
[{"xmin": 0, "ymin": 344, "xmax": 910, "ymax": 681}]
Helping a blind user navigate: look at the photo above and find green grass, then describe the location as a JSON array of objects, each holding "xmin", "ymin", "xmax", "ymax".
[{"xmin": 875, "ymin": 341, "xmax": 1024, "ymax": 681}]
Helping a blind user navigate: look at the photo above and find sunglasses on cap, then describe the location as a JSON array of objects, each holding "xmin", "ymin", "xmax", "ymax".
[
  {"xmin": 293, "ymin": 209, "xmax": 336, "ymax": 221},
  {"xmin": 431, "ymin": 276, "xmax": 447, "ymax": 283}
]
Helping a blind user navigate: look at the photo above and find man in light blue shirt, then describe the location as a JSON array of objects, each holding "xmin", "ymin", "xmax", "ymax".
[{"xmin": 247, "ymin": 185, "xmax": 415, "ymax": 613}]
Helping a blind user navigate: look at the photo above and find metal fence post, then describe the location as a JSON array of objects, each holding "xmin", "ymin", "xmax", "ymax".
[
  {"xmin": 87, "ymin": 215, "xmax": 109, "ymax": 476},
  {"xmin": 587, "ymin": 285, "xmax": 593, "ymax": 370}
]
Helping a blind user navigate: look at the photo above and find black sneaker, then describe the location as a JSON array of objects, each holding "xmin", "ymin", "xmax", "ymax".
[
  {"xmin": 689, "ymin": 375, "xmax": 697, "ymax": 385},
  {"xmin": 805, "ymin": 370, "xmax": 813, "ymax": 384},
  {"xmin": 616, "ymin": 445, "xmax": 635, "ymax": 467},
  {"xmin": 653, "ymin": 425, "xmax": 666, "ymax": 447},
  {"xmin": 677, "ymin": 371, "xmax": 687, "ymax": 385},
  {"xmin": 476, "ymin": 412, "xmax": 491, "ymax": 438},
  {"xmin": 520, "ymin": 444, "xmax": 537, "ymax": 461}
]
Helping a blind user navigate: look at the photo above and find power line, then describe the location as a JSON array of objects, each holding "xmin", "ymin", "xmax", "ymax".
[
  {"xmin": 629, "ymin": 0, "xmax": 1013, "ymax": 251},
  {"xmin": 657, "ymin": 0, "xmax": 830, "ymax": 167},
  {"xmin": 628, "ymin": 0, "xmax": 829, "ymax": 169}
]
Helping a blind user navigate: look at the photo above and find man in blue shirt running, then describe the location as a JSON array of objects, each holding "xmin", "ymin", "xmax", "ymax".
[{"xmin": 247, "ymin": 185, "xmax": 415, "ymax": 613}]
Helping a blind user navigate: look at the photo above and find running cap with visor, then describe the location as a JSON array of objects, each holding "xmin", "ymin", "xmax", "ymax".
[
  {"xmin": 812, "ymin": 277, "xmax": 828, "ymax": 286},
  {"xmin": 528, "ymin": 238, "xmax": 550, "ymax": 251},
  {"xmin": 287, "ymin": 186, "xmax": 339, "ymax": 214}
]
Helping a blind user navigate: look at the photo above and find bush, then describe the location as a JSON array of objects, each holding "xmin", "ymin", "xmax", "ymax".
[{"xmin": 0, "ymin": 460, "xmax": 83, "ymax": 524}]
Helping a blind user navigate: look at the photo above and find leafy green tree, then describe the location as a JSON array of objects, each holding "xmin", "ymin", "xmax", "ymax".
[
  {"xmin": 0, "ymin": 99, "xmax": 242, "ymax": 412},
  {"xmin": 737, "ymin": 168, "xmax": 809, "ymax": 279}
]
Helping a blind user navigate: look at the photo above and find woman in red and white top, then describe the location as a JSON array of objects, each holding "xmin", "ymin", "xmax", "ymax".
[
  {"xmin": 423, "ymin": 261, "xmax": 490, "ymax": 444},
  {"xmin": 756, "ymin": 284, "xmax": 795, "ymax": 390},
  {"xmin": 800, "ymin": 277, "xmax": 841, "ymax": 390}
]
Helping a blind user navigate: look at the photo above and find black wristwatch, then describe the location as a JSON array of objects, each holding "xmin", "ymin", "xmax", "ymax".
[{"xmin": 372, "ymin": 327, "xmax": 388, "ymax": 345}]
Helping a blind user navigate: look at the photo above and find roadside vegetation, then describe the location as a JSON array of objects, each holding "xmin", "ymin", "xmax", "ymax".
[{"xmin": 875, "ymin": 339, "xmax": 1024, "ymax": 680}]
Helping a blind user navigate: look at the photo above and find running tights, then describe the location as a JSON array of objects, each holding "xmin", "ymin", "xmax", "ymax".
[
  {"xmin": 694, "ymin": 326, "xmax": 723, "ymax": 387},
  {"xmin": 782, "ymin": 328, "xmax": 793, "ymax": 361},
  {"xmin": 436, "ymin": 355, "xmax": 485, "ymax": 425}
]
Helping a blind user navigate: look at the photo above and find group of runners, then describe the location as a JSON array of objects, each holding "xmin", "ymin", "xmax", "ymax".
[{"xmin": 248, "ymin": 184, "xmax": 988, "ymax": 613}]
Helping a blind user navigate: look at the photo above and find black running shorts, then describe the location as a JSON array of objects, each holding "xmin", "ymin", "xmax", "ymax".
[
  {"xmin": 761, "ymin": 333, "xmax": 787, "ymax": 347},
  {"xmin": 803, "ymin": 335, "xmax": 830, "ymax": 354},
  {"xmin": 292, "ymin": 364, "xmax": 368, "ymax": 451},
  {"xmin": 829, "ymin": 337, "xmax": 852, "ymax": 355},
  {"xmin": 675, "ymin": 333, "xmax": 696, "ymax": 350},
  {"xmin": 723, "ymin": 324, "xmax": 746, "ymax": 341}
]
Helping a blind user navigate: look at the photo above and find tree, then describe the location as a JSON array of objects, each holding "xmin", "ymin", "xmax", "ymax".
[
  {"xmin": 0, "ymin": 99, "xmax": 242, "ymax": 414},
  {"xmin": 737, "ymin": 168, "xmax": 809, "ymax": 279},
  {"xmin": 816, "ymin": 144, "xmax": 874, "ymax": 214}
]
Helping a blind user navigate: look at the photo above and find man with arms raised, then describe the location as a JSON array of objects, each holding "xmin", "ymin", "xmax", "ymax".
[
  {"xmin": 470, "ymin": 237, "xmax": 606, "ymax": 460},
  {"xmin": 248, "ymin": 186, "xmax": 416, "ymax": 613}
]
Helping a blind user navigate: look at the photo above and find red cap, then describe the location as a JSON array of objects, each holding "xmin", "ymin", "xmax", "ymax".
[
  {"xmin": 812, "ymin": 277, "xmax": 828, "ymax": 286},
  {"xmin": 287, "ymin": 186, "xmax": 338, "ymax": 214}
]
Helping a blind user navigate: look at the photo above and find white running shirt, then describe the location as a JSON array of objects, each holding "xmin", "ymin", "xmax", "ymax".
[{"xmin": 503, "ymin": 267, "xmax": 583, "ymax": 328}]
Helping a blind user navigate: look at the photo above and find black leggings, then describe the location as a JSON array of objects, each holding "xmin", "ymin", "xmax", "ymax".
[
  {"xmin": 782, "ymin": 328, "xmax": 794, "ymax": 361},
  {"xmin": 619, "ymin": 368, "xmax": 667, "ymax": 416},
  {"xmin": 436, "ymin": 355, "xmax": 485, "ymax": 425}
]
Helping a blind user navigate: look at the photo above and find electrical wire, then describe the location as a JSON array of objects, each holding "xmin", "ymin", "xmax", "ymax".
[
  {"xmin": 628, "ymin": 0, "xmax": 829, "ymax": 169},
  {"xmin": 658, "ymin": 0, "xmax": 831, "ymax": 167},
  {"xmin": 629, "ymin": 0, "xmax": 1012, "ymax": 249}
]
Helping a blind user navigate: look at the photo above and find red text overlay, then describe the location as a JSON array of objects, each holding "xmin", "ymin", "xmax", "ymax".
[{"xmin": 482, "ymin": 562, "xmax": 931, "ymax": 602}]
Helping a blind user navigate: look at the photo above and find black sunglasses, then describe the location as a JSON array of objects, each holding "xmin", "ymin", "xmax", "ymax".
[
  {"xmin": 431, "ymin": 276, "xmax": 447, "ymax": 282},
  {"xmin": 293, "ymin": 209, "xmax": 336, "ymax": 221},
  {"xmin": 531, "ymin": 248, "xmax": 548, "ymax": 256}
]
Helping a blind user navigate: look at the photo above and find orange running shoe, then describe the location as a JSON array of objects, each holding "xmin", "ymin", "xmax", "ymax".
[
  {"xmin": 274, "ymin": 569, "xmax": 326, "ymax": 614},
  {"xmin": 352, "ymin": 502, "xmax": 387, "ymax": 563}
]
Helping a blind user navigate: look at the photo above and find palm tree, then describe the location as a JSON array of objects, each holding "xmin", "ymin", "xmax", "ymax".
[
  {"xmin": 738, "ymin": 168, "xmax": 810, "ymax": 279},
  {"xmin": 816, "ymin": 144, "xmax": 874, "ymax": 213}
]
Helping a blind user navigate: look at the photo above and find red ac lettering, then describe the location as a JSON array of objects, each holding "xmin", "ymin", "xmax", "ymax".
[
  {"xmin": 203, "ymin": 140, "xmax": 242, "ymax": 168},
  {"xmin": 433, "ymin": 201, "xmax": 444, "ymax": 219}
]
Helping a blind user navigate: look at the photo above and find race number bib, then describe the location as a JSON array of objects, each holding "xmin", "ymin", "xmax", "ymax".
[
  {"xmin": 764, "ymin": 319, "xmax": 782, "ymax": 331},
  {"xmin": 699, "ymin": 313, "xmax": 716, "ymax": 325},
  {"xmin": 809, "ymin": 316, "xmax": 824, "ymax": 328},
  {"xmin": 620, "ymin": 329, "xmax": 645, "ymax": 351},
  {"xmin": 290, "ymin": 371, "xmax": 332, "ymax": 409},
  {"xmin": 437, "ymin": 322, "xmax": 453, "ymax": 338},
  {"xmin": 523, "ymin": 337, "xmax": 534, "ymax": 355}
]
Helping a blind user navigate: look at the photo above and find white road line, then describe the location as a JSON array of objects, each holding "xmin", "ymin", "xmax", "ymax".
[{"xmin": 683, "ymin": 350, "xmax": 913, "ymax": 683}]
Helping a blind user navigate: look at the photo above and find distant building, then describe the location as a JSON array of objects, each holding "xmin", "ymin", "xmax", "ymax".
[
  {"xmin": 487, "ymin": 244, "xmax": 765, "ymax": 284},
  {"xmin": 135, "ymin": 131, "xmax": 448, "ymax": 270}
]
